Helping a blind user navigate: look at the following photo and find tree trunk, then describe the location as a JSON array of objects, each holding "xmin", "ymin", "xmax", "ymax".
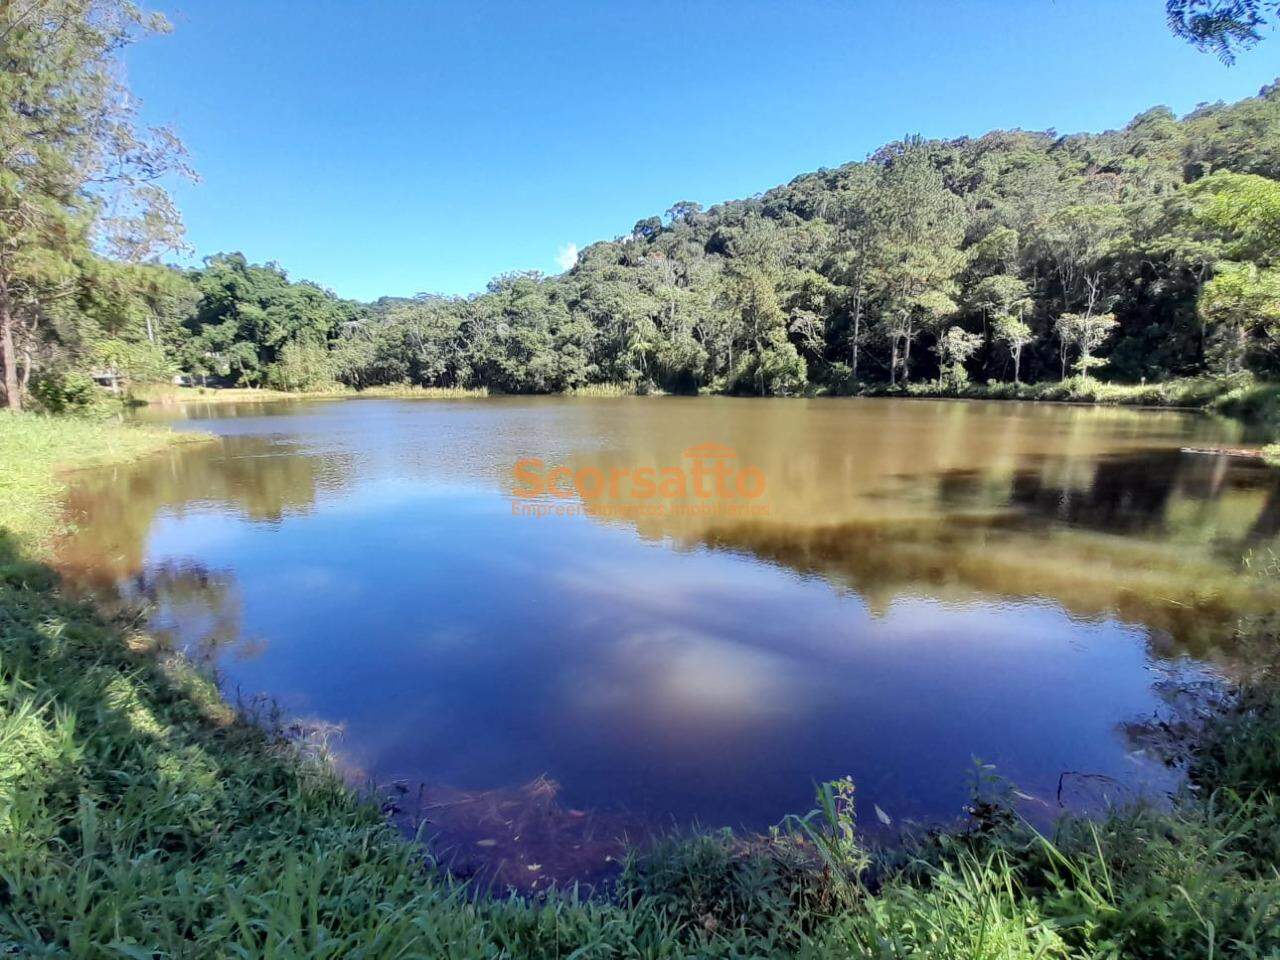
[
  {"xmin": 19, "ymin": 343, "xmax": 31, "ymax": 395},
  {"xmin": 0, "ymin": 291, "xmax": 21, "ymax": 411},
  {"xmin": 1013, "ymin": 345, "xmax": 1021, "ymax": 385},
  {"xmin": 850, "ymin": 260, "xmax": 866, "ymax": 384},
  {"xmin": 851, "ymin": 292, "xmax": 862, "ymax": 383},
  {"xmin": 889, "ymin": 338, "xmax": 898, "ymax": 387}
]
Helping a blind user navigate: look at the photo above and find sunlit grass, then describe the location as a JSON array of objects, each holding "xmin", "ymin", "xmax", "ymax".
[
  {"xmin": 881, "ymin": 373, "xmax": 1280, "ymax": 420},
  {"xmin": 355, "ymin": 384, "xmax": 489, "ymax": 399},
  {"xmin": 0, "ymin": 412, "xmax": 203, "ymax": 553},
  {"xmin": 564, "ymin": 382, "xmax": 641, "ymax": 397},
  {"xmin": 133, "ymin": 383, "xmax": 491, "ymax": 404}
]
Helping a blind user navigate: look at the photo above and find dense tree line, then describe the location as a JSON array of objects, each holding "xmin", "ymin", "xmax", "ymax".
[
  {"xmin": 327, "ymin": 83, "xmax": 1280, "ymax": 397},
  {"xmin": 87, "ymin": 87, "xmax": 1280, "ymax": 399},
  {"xmin": 7, "ymin": 0, "xmax": 1280, "ymax": 408}
]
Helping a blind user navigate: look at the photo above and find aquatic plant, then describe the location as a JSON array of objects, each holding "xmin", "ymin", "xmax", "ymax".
[{"xmin": 563, "ymin": 382, "xmax": 643, "ymax": 398}]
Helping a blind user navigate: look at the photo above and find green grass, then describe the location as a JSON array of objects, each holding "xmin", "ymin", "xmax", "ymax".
[
  {"xmin": 355, "ymin": 384, "xmax": 489, "ymax": 399},
  {"xmin": 563, "ymin": 383, "xmax": 644, "ymax": 398},
  {"xmin": 865, "ymin": 373, "xmax": 1280, "ymax": 423},
  {"xmin": 133, "ymin": 373, "xmax": 1280, "ymax": 429},
  {"xmin": 0, "ymin": 412, "xmax": 205, "ymax": 553},
  {"xmin": 132, "ymin": 383, "xmax": 490, "ymax": 405},
  {"xmin": 4, "ymin": 413, "xmax": 1280, "ymax": 957}
]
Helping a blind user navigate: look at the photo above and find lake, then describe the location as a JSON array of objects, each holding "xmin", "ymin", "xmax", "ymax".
[{"xmin": 57, "ymin": 396, "xmax": 1280, "ymax": 885}]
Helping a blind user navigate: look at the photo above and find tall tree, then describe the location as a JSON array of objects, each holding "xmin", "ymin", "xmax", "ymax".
[
  {"xmin": 1055, "ymin": 312, "xmax": 1120, "ymax": 379},
  {"xmin": 0, "ymin": 0, "xmax": 188, "ymax": 408},
  {"xmin": 867, "ymin": 144, "xmax": 966, "ymax": 385},
  {"xmin": 1036, "ymin": 205, "xmax": 1127, "ymax": 377},
  {"xmin": 1198, "ymin": 261, "xmax": 1280, "ymax": 370},
  {"xmin": 934, "ymin": 326, "xmax": 983, "ymax": 387}
]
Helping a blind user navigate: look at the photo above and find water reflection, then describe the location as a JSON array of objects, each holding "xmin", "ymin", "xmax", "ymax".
[
  {"xmin": 128, "ymin": 560, "xmax": 247, "ymax": 664},
  {"xmin": 686, "ymin": 470, "xmax": 1278, "ymax": 657},
  {"xmin": 55, "ymin": 397, "xmax": 1280, "ymax": 883},
  {"xmin": 59, "ymin": 433, "xmax": 351, "ymax": 586}
]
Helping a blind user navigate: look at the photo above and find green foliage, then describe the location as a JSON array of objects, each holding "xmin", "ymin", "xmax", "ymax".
[
  {"xmin": 300, "ymin": 85, "xmax": 1280, "ymax": 398},
  {"xmin": 729, "ymin": 340, "xmax": 809, "ymax": 396},
  {"xmin": 11, "ymin": 35, "xmax": 1280, "ymax": 401},
  {"xmin": 1168, "ymin": 0, "xmax": 1280, "ymax": 63},
  {"xmin": 935, "ymin": 326, "xmax": 984, "ymax": 387},
  {"xmin": 1056, "ymin": 312, "xmax": 1120, "ymax": 378},
  {"xmin": 266, "ymin": 339, "xmax": 337, "ymax": 392},
  {"xmin": 92, "ymin": 338, "xmax": 174, "ymax": 386},
  {"xmin": 992, "ymin": 313, "xmax": 1036, "ymax": 383},
  {"xmin": 0, "ymin": 1, "xmax": 190, "ymax": 410},
  {"xmin": 1199, "ymin": 261, "xmax": 1280, "ymax": 372},
  {"xmin": 1186, "ymin": 170, "xmax": 1280, "ymax": 263},
  {"xmin": 182, "ymin": 253, "xmax": 362, "ymax": 387},
  {"xmin": 27, "ymin": 372, "xmax": 98, "ymax": 415}
]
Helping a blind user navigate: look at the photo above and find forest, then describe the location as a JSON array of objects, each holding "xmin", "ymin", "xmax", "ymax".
[{"xmin": 6, "ymin": 4, "xmax": 1280, "ymax": 409}]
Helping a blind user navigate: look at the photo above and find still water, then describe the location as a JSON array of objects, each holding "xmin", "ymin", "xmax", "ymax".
[{"xmin": 58, "ymin": 397, "xmax": 1280, "ymax": 883}]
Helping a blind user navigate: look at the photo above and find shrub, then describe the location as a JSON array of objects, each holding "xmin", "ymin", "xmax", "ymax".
[
  {"xmin": 29, "ymin": 370, "xmax": 98, "ymax": 414},
  {"xmin": 265, "ymin": 340, "xmax": 337, "ymax": 392}
]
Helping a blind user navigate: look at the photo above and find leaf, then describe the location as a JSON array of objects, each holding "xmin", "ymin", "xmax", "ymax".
[{"xmin": 108, "ymin": 943, "xmax": 161, "ymax": 960}]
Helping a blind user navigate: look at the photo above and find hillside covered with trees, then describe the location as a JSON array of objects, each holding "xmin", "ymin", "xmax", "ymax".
[
  {"xmin": 7, "ymin": 1, "xmax": 1280, "ymax": 407},
  {"xmin": 328, "ymin": 82, "xmax": 1280, "ymax": 398}
]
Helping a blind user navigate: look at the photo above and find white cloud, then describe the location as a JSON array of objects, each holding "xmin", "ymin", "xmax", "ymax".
[{"xmin": 555, "ymin": 243, "xmax": 578, "ymax": 271}]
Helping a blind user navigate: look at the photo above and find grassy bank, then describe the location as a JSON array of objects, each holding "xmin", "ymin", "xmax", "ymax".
[
  {"xmin": 140, "ymin": 382, "xmax": 641, "ymax": 404},
  {"xmin": 864, "ymin": 373, "xmax": 1280, "ymax": 421},
  {"xmin": 0, "ymin": 413, "xmax": 205, "ymax": 553},
  {"xmin": 138, "ymin": 372, "xmax": 1280, "ymax": 421},
  {"xmin": 4, "ymin": 414, "xmax": 1280, "ymax": 957},
  {"xmin": 563, "ymin": 382, "xmax": 643, "ymax": 398},
  {"xmin": 132, "ymin": 383, "xmax": 490, "ymax": 405}
]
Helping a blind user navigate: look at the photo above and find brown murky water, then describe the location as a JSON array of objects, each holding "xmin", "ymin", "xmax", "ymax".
[{"xmin": 58, "ymin": 396, "xmax": 1280, "ymax": 887}]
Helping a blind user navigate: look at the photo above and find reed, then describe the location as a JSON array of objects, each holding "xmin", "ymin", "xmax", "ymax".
[
  {"xmin": 562, "ymin": 382, "xmax": 641, "ymax": 397},
  {"xmin": 356, "ymin": 384, "xmax": 489, "ymax": 399}
]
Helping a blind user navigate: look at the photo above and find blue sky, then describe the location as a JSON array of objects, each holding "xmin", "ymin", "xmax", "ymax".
[{"xmin": 127, "ymin": 0, "xmax": 1280, "ymax": 301}]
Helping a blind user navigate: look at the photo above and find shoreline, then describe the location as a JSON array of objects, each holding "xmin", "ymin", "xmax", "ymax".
[
  {"xmin": 135, "ymin": 373, "xmax": 1279, "ymax": 414},
  {"xmin": 131, "ymin": 379, "xmax": 1280, "ymax": 463},
  {"xmin": 3, "ymin": 411, "xmax": 1280, "ymax": 955}
]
